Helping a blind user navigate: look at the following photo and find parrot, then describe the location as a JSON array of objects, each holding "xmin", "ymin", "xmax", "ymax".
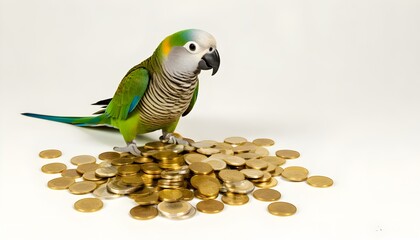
[{"xmin": 22, "ymin": 29, "xmax": 220, "ymax": 156}]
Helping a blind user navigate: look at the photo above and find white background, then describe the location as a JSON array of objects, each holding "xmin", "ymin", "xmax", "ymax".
[{"xmin": 1, "ymin": 0, "xmax": 419, "ymax": 239}]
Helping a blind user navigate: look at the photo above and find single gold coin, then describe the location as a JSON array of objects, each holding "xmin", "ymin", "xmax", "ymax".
[
  {"xmin": 253, "ymin": 177, "xmax": 278, "ymax": 189},
  {"xmin": 82, "ymin": 171, "xmax": 103, "ymax": 181},
  {"xmin": 252, "ymin": 138, "xmax": 275, "ymax": 146},
  {"xmin": 306, "ymin": 175, "xmax": 334, "ymax": 188},
  {"xmin": 190, "ymin": 140, "xmax": 217, "ymax": 148},
  {"xmin": 233, "ymin": 142, "xmax": 257, "ymax": 153},
  {"xmin": 76, "ymin": 163, "xmax": 99, "ymax": 174},
  {"xmin": 118, "ymin": 164, "xmax": 141, "ymax": 175},
  {"xmin": 197, "ymin": 148, "xmax": 220, "ymax": 155},
  {"xmin": 141, "ymin": 163, "xmax": 162, "ymax": 175},
  {"xmin": 253, "ymin": 147, "xmax": 269, "ymax": 157},
  {"xmin": 111, "ymin": 157, "xmax": 134, "ymax": 166},
  {"xmin": 95, "ymin": 166, "xmax": 118, "ymax": 178},
  {"xmin": 130, "ymin": 205, "xmax": 158, "ymax": 220},
  {"xmin": 121, "ymin": 174, "xmax": 144, "ymax": 185},
  {"xmin": 202, "ymin": 158, "xmax": 226, "ymax": 171},
  {"xmin": 281, "ymin": 166, "xmax": 309, "ymax": 182},
  {"xmin": 271, "ymin": 167, "xmax": 284, "ymax": 177},
  {"xmin": 39, "ymin": 149, "xmax": 62, "ymax": 159},
  {"xmin": 221, "ymin": 193, "xmax": 249, "ymax": 206},
  {"xmin": 253, "ymin": 189, "xmax": 281, "ymax": 201},
  {"xmin": 245, "ymin": 158, "xmax": 268, "ymax": 170},
  {"xmin": 275, "ymin": 149, "xmax": 300, "ymax": 159},
  {"xmin": 47, "ymin": 177, "xmax": 75, "ymax": 190},
  {"xmin": 74, "ymin": 198, "xmax": 103, "ymax": 212},
  {"xmin": 222, "ymin": 155, "xmax": 246, "ymax": 167},
  {"xmin": 268, "ymin": 202, "xmax": 297, "ymax": 216},
  {"xmin": 218, "ymin": 169, "xmax": 245, "ymax": 182},
  {"xmin": 224, "ymin": 180, "xmax": 255, "ymax": 194},
  {"xmin": 190, "ymin": 175, "xmax": 221, "ymax": 189},
  {"xmin": 196, "ymin": 199, "xmax": 224, "ymax": 214},
  {"xmin": 61, "ymin": 169, "xmax": 81, "ymax": 179},
  {"xmin": 240, "ymin": 169, "xmax": 264, "ymax": 179},
  {"xmin": 135, "ymin": 192, "xmax": 159, "ymax": 205},
  {"xmin": 224, "ymin": 137, "xmax": 247, "ymax": 145},
  {"xmin": 98, "ymin": 151, "xmax": 120, "ymax": 161},
  {"xmin": 145, "ymin": 141, "xmax": 168, "ymax": 150},
  {"xmin": 41, "ymin": 162, "xmax": 67, "ymax": 174},
  {"xmin": 198, "ymin": 181, "xmax": 220, "ymax": 197},
  {"xmin": 70, "ymin": 155, "xmax": 96, "ymax": 166},
  {"xmin": 158, "ymin": 189, "xmax": 183, "ymax": 202},
  {"xmin": 189, "ymin": 162, "xmax": 213, "ymax": 175},
  {"xmin": 235, "ymin": 152, "xmax": 260, "ymax": 160},
  {"xmin": 260, "ymin": 156, "xmax": 286, "ymax": 166},
  {"xmin": 69, "ymin": 181, "xmax": 97, "ymax": 194},
  {"xmin": 180, "ymin": 189, "xmax": 194, "ymax": 201},
  {"xmin": 184, "ymin": 153, "xmax": 207, "ymax": 164}
]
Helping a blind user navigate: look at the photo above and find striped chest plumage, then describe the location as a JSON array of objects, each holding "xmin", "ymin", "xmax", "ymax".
[{"xmin": 137, "ymin": 70, "xmax": 198, "ymax": 130}]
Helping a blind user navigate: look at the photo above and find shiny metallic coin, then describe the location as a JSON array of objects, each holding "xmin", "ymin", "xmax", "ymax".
[
  {"xmin": 197, "ymin": 148, "xmax": 220, "ymax": 155},
  {"xmin": 252, "ymin": 172, "xmax": 272, "ymax": 183},
  {"xmin": 266, "ymin": 163, "xmax": 277, "ymax": 173},
  {"xmin": 222, "ymin": 155, "xmax": 246, "ymax": 167},
  {"xmin": 141, "ymin": 163, "xmax": 162, "ymax": 175},
  {"xmin": 152, "ymin": 150, "xmax": 179, "ymax": 161},
  {"xmin": 275, "ymin": 150, "xmax": 300, "ymax": 159},
  {"xmin": 83, "ymin": 171, "xmax": 103, "ymax": 181},
  {"xmin": 233, "ymin": 142, "xmax": 257, "ymax": 153},
  {"xmin": 95, "ymin": 166, "xmax": 118, "ymax": 178},
  {"xmin": 201, "ymin": 158, "xmax": 226, "ymax": 171},
  {"xmin": 134, "ymin": 192, "xmax": 159, "ymax": 205},
  {"xmin": 61, "ymin": 169, "xmax": 81, "ymax": 179},
  {"xmin": 196, "ymin": 199, "xmax": 224, "ymax": 214},
  {"xmin": 213, "ymin": 142, "xmax": 234, "ymax": 150},
  {"xmin": 198, "ymin": 181, "xmax": 220, "ymax": 197},
  {"xmin": 145, "ymin": 141, "xmax": 171, "ymax": 150},
  {"xmin": 190, "ymin": 175, "xmax": 221, "ymax": 189},
  {"xmin": 74, "ymin": 198, "xmax": 103, "ymax": 212},
  {"xmin": 98, "ymin": 151, "xmax": 120, "ymax": 161},
  {"xmin": 121, "ymin": 174, "xmax": 144, "ymax": 185},
  {"xmin": 235, "ymin": 152, "xmax": 260, "ymax": 160},
  {"xmin": 132, "ymin": 156, "xmax": 154, "ymax": 164},
  {"xmin": 240, "ymin": 169, "xmax": 264, "ymax": 179},
  {"xmin": 180, "ymin": 189, "xmax": 194, "ymax": 201},
  {"xmin": 189, "ymin": 162, "xmax": 213, "ymax": 175},
  {"xmin": 252, "ymin": 138, "xmax": 275, "ymax": 147},
  {"xmin": 69, "ymin": 181, "xmax": 97, "ymax": 194},
  {"xmin": 253, "ymin": 177, "xmax": 278, "ymax": 189},
  {"xmin": 194, "ymin": 190, "xmax": 218, "ymax": 200},
  {"xmin": 260, "ymin": 156, "xmax": 286, "ymax": 166},
  {"xmin": 224, "ymin": 180, "xmax": 255, "ymax": 194},
  {"xmin": 157, "ymin": 201, "xmax": 193, "ymax": 218},
  {"xmin": 41, "ymin": 162, "xmax": 67, "ymax": 174},
  {"xmin": 306, "ymin": 176, "xmax": 333, "ymax": 188},
  {"xmin": 98, "ymin": 161, "xmax": 112, "ymax": 168},
  {"xmin": 281, "ymin": 166, "xmax": 309, "ymax": 182},
  {"xmin": 76, "ymin": 163, "xmax": 99, "ymax": 174},
  {"xmin": 170, "ymin": 205, "xmax": 196, "ymax": 220},
  {"xmin": 39, "ymin": 149, "xmax": 62, "ymax": 159},
  {"xmin": 158, "ymin": 189, "xmax": 183, "ymax": 202},
  {"xmin": 130, "ymin": 205, "xmax": 158, "ymax": 220},
  {"xmin": 107, "ymin": 178, "xmax": 141, "ymax": 195},
  {"xmin": 118, "ymin": 164, "xmax": 141, "ymax": 175},
  {"xmin": 93, "ymin": 184, "xmax": 122, "ymax": 199},
  {"xmin": 70, "ymin": 155, "xmax": 96, "ymax": 166},
  {"xmin": 221, "ymin": 193, "xmax": 249, "ymax": 206},
  {"xmin": 47, "ymin": 177, "xmax": 75, "ymax": 190},
  {"xmin": 218, "ymin": 169, "xmax": 245, "ymax": 183},
  {"xmin": 184, "ymin": 153, "xmax": 207, "ymax": 164},
  {"xmin": 253, "ymin": 189, "xmax": 281, "ymax": 201},
  {"xmin": 190, "ymin": 140, "xmax": 217, "ymax": 149},
  {"xmin": 268, "ymin": 202, "xmax": 297, "ymax": 216},
  {"xmin": 111, "ymin": 157, "xmax": 134, "ymax": 166},
  {"xmin": 245, "ymin": 159, "xmax": 268, "ymax": 170},
  {"xmin": 253, "ymin": 147, "xmax": 270, "ymax": 157},
  {"xmin": 271, "ymin": 167, "xmax": 284, "ymax": 177},
  {"xmin": 224, "ymin": 137, "xmax": 247, "ymax": 145}
]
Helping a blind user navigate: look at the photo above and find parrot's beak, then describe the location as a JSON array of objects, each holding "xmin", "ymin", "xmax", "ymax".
[{"xmin": 198, "ymin": 49, "xmax": 220, "ymax": 75}]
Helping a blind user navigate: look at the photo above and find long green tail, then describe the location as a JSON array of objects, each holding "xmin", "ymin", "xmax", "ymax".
[{"xmin": 21, "ymin": 113, "xmax": 108, "ymax": 127}]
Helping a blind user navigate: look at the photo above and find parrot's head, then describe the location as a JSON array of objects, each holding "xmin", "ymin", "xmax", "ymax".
[{"xmin": 156, "ymin": 29, "xmax": 220, "ymax": 76}]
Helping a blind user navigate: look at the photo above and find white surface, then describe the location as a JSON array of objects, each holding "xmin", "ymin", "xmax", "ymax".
[{"xmin": 1, "ymin": 0, "xmax": 420, "ymax": 239}]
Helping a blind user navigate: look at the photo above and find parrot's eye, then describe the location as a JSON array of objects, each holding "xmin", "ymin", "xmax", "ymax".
[
  {"xmin": 209, "ymin": 47, "xmax": 213, "ymax": 52},
  {"xmin": 189, "ymin": 43, "xmax": 196, "ymax": 51}
]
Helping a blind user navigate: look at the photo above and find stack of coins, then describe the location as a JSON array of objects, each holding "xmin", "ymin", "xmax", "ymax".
[{"xmin": 39, "ymin": 136, "xmax": 334, "ymax": 219}]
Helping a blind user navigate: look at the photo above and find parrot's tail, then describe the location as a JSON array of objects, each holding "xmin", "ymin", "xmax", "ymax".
[{"xmin": 21, "ymin": 113, "xmax": 109, "ymax": 127}]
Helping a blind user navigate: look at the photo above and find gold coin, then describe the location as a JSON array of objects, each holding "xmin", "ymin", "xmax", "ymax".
[
  {"xmin": 218, "ymin": 169, "xmax": 245, "ymax": 182},
  {"xmin": 93, "ymin": 184, "xmax": 121, "ymax": 199},
  {"xmin": 281, "ymin": 166, "xmax": 309, "ymax": 182},
  {"xmin": 180, "ymin": 189, "xmax": 194, "ymax": 201},
  {"xmin": 245, "ymin": 159, "xmax": 268, "ymax": 170},
  {"xmin": 189, "ymin": 162, "xmax": 213, "ymax": 175},
  {"xmin": 253, "ymin": 147, "xmax": 269, "ymax": 157},
  {"xmin": 235, "ymin": 152, "xmax": 260, "ymax": 160},
  {"xmin": 252, "ymin": 138, "xmax": 275, "ymax": 146},
  {"xmin": 213, "ymin": 142, "xmax": 233, "ymax": 150},
  {"xmin": 196, "ymin": 199, "xmax": 224, "ymax": 214},
  {"xmin": 240, "ymin": 169, "xmax": 264, "ymax": 179},
  {"xmin": 145, "ymin": 141, "xmax": 169, "ymax": 150},
  {"xmin": 306, "ymin": 176, "xmax": 333, "ymax": 188},
  {"xmin": 152, "ymin": 150, "xmax": 179, "ymax": 161},
  {"xmin": 41, "ymin": 162, "xmax": 67, "ymax": 174},
  {"xmin": 224, "ymin": 180, "xmax": 255, "ymax": 194},
  {"xmin": 95, "ymin": 166, "xmax": 118, "ymax": 178},
  {"xmin": 141, "ymin": 163, "xmax": 162, "ymax": 175},
  {"xmin": 221, "ymin": 193, "xmax": 249, "ymax": 206},
  {"xmin": 184, "ymin": 153, "xmax": 207, "ymax": 164},
  {"xmin": 190, "ymin": 175, "xmax": 221, "ymax": 189},
  {"xmin": 82, "ymin": 171, "xmax": 103, "ymax": 181},
  {"xmin": 260, "ymin": 156, "xmax": 286, "ymax": 166},
  {"xmin": 190, "ymin": 140, "xmax": 217, "ymax": 148},
  {"xmin": 74, "ymin": 198, "xmax": 103, "ymax": 212},
  {"xmin": 233, "ymin": 142, "xmax": 257, "ymax": 153},
  {"xmin": 271, "ymin": 167, "xmax": 284, "ymax": 177},
  {"xmin": 121, "ymin": 174, "xmax": 144, "ymax": 185},
  {"xmin": 69, "ymin": 181, "xmax": 97, "ymax": 194},
  {"xmin": 268, "ymin": 202, "xmax": 297, "ymax": 216},
  {"xmin": 158, "ymin": 189, "xmax": 183, "ymax": 202},
  {"xmin": 134, "ymin": 192, "xmax": 159, "ymax": 205},
  {"xmin": 275, "ymin": 149, "xmax": 300, "ymax": 159},
  {"xmin": 252, "ymin": 172, "xmax": 272, "ymax": 183},
  {"xmin": 76, "ymin": 163, "xmax": 99, "ymax": 174},
  {"xmin": 118, "ymin": 164, "xmax": 141, "ymax": 175},
  {"xmin": 224, "ymin": 137, "xmax": 247, "ymax": 145},
  {"xmin": 98, "ymin": 151, "xmax": 120, "ymax": 161},
  {"xmin": 253, "ymin": 177, "xmax": 278, "ymax": 189},
  {"xmin": 201, "ymin": 158, "xmax": 226, "ymax": 171},
  {"xmin": 70, "ymin": 155, "xmax": 96, "ymax": 165},
  {"xmin": 198, "ymin": 181, "xmax": 220, "ymax": 197},
  {"xmin": 253, "ymin": 189, "xmax": 281, "ymax": 201},
  {"xmin": 111, "ymin": 157, "xmax": 134, "ymax": 166},
  {"xmin": 61, "ymin": 169, "xmax": 81, "ymax": 179},
  {"xmin": 266, "ymin": 163, "xmax": 277, "ymax": 173},
  {"xmin": 197, "ymin": 148, "xmax": 220, "ymax": 155},
  {"xmin": 132, "ymin": 156, "xmax": 154, "ymax": 164},
  {"xmin": 194, "ymin": 189, "xmax": 218, "ymax": 200},
  {"xmin": 39, "ymin": 149, "xmax": 62, "ymax": 159},
  {"xmin": 222, "ymin": 155, "xmax": 246, "ymax": 167},
  {"xmin": 47, "ymin": 177, "xmax": 75, "ymax": 190},
  {"xmin": 107, "ymin": 178, "xmax": 142, "ymax": 194},
  {"xmin": 157, "ymin": 201, "xmax": 193, "ymax": 218},
  {"xmin": 130, "ymin": 205, "xmax": 158, "ymax": 220}
]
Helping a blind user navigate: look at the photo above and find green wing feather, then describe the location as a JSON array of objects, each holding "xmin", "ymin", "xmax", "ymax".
[
  {"xmin": 182, "ymin": 81, "xmax": 199, "ymax": 117},
  {"xmin": 106, "ymin": 65, "xmax": 150, "ymax": 120}
]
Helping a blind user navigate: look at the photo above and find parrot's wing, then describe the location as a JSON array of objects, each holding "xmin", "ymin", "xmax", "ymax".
[
  {"xmin": 182, "ymin": 81, "xmax": 199, "ymax": 117},
  {"xmin": 105, "ymin": 66, "xmax": 150, "ymax": 120}
]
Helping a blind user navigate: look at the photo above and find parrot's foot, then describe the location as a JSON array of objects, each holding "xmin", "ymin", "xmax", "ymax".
[
  {"xmin": 160, "ymin": 132, "xmax": 190, "ymax": 146},
  {"xmin": 113, "ymin": 141, "xmax": 141, "ymax": 156}
]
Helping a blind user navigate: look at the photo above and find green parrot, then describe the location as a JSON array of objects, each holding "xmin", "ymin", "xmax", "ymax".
[{"xmin": 22, "ymin": 29, "xmax": 220, "ymax": 156}]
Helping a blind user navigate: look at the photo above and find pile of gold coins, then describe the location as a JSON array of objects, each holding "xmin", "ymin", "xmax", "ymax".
[{"xmin": 39, "ymin": 136, "xmax": 333, "ymax": 220}]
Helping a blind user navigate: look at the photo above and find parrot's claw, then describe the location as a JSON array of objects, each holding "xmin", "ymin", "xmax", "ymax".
[
  {"xmin": 113, "ymin": 141, "xmax": 141, "ymax": 156},
  {"xmin": 160, "ymin": 132, "xmax": 190, "ymax": 146}
]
